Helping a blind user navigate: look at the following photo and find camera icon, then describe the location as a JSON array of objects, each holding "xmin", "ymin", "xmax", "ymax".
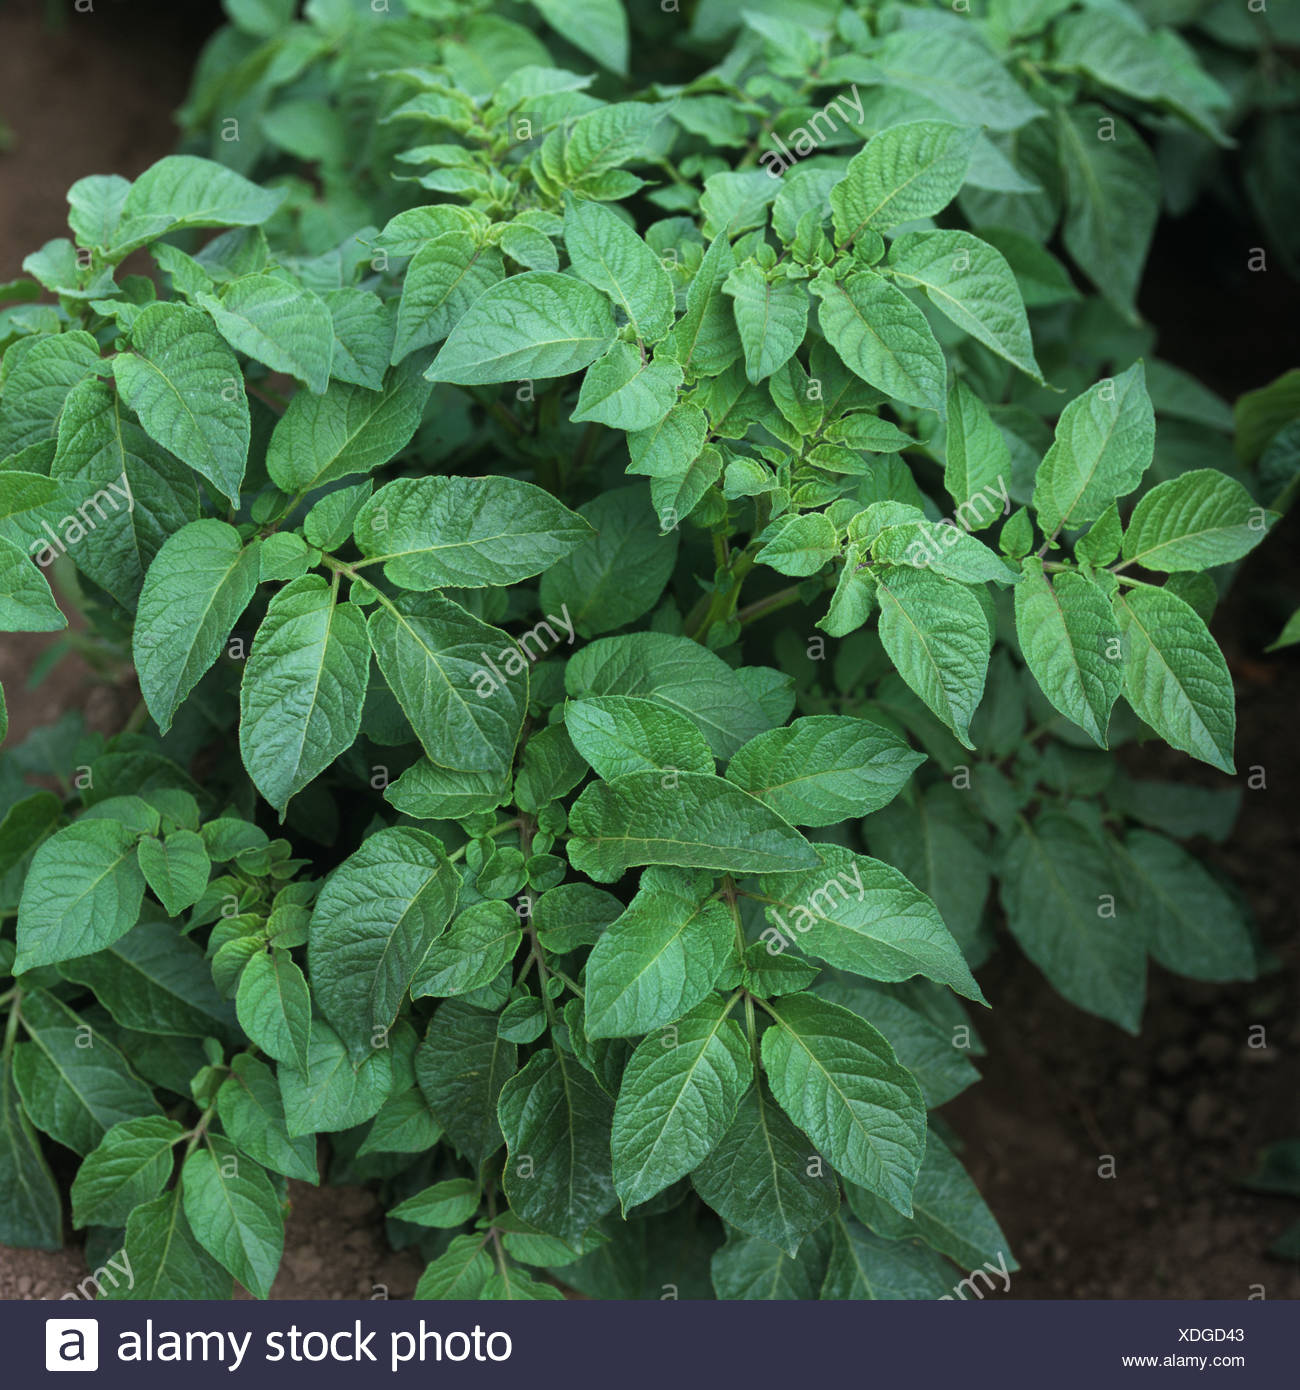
[{"xmin": 45, "ymin": 1319, "xmax": 99, "ymax": 1372}]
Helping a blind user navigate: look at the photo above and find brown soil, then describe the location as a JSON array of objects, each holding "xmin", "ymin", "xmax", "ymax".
[{"xmin": 1, "ymin": 0, "xmax": 1296, "ymax": 1302}]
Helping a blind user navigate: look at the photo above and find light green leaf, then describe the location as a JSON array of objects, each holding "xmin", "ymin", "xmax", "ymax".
[
  {"xmin": 136, "ymin": 830, "xmax": 209, "ymax": 916},
  {"xmin": 1033, "ymin": 362, "xmax": 1155, "ymax": 535},
  {"xmin": 571, "ymin": 344, "xmax": 682, "ymax": 431},
  {"xmin": 354, "ymin": 475, "xmax": 591, "ymax": 590},
  {"xmin": 111, "ymin": 303, "xmax": 250, "ymax": 504},
  {"xmin": 427, "ymin": 272, "xmax": 616, "ymax": 384},
  {"xmin": 611, "ymin": 994, "xmax": 751, "ymax": 1210},
  {"xmin": 102, "ymin": 1187, "xmax": 232, "ymax": 1300},
  {"xmin": 323, "ymin": 288, "xmax": 394, "ymax": 389},
  {"xmin": 198, "ymin": 274, "xmax": 333, "ymax": 393},
  {"xmin": 15, "ymin": 820, "xmax": 145, "ymax": 971},
  {"xmin": 568, "ymin": 770, "xmax": 817, "ymax": 883},
  {"xmin": 70, "ymin": 1116, "xmax": 182, "ymax": 1228},
  {"xmin": 264, "ymin": 361, "xmax": 431, "ymax": 495},
  {"xmin": 1121, "ymin": 468, "xmax": 1273, "ymax": 572},
  {"xmin": 757, "ymin": 843, "xmax": 984, "ymax": 1002},
  {"xmin": 875, "ymin": 566, "xmax": 990, "ymax": 747},
  {"xmin": 830, "ymin": 121, "xmax": 977, "ymax": 243},
  {"xmin": 1014, "ymin": 558, "xmax": 1123, "ymax": 746},
  {"xmin": 723, "ymin": 261, "xmax": 809, "ymax": 384},
  {"xmin": 134, "ymin": 519, "xmax": 260, "ymax": 734},
  {"xmin": 0, "ymin": 536, "xmax": 65, "ymax": 632},
  {"xmin": 392, "ymin": 233, "xmax": 503, "ymax": 363},
  {"xmin": 278, "ymin": 1020, "xmax": 394, "ymax": 1136},
  {"xmin": 585, "ymin": 866, "xmax": 733, "ymax": 1038},
  {"xmin": 0, "ymin": 331, "xmax": 101, "ymax": 458},
  {"xmin": 111, "ymin": 156, "xmax": 285, "ymax": 258},
  {"xmin": 235, "ymin": 948, "xmax": 312, "ymax": 1072},
  {"xmin": 413, "ymin": 1234, "xmax": 493, "ymax": 1299},
  {"xmin": 216, "ymin": 1054, "xmax": 318, "ymax": 1184},
  {"xmin": 565, "ymin": 695, "xmax": 714, "ymax": 781},
  {"xmin": 563, "ymin": 195, "xmax": 673, "ymax": 341},
  {"xmin": 1113, "ymin": 584, "xmax": 1235, "ymax": 773},
  {"xmin": 181, "ymin": 1133, "xmax": 284, "ymax": 1299},
  {"xmin": 239, "ymin": 575, "xmax": 370, "ymax": 812},
  {"xmin": 311, "ymin": 825, "xmax": 459, "ymax": 1057},
  {"xmin": 812, "ymin": 270, "xmax": 946, "ymax": 414},
  {"xmin": 726, "ymin": 715, "xmax": 923, "ymax": 827},
  {"xmin": 367, "ymin": 592, "xmax": 527, "ymax": 780},
  {"xmin": 498, "ymin": 1048, "xmax": 618, "ymax": 1242},
  {"xmin": 754, "ymin": 511, "xmax": 839, "ymax": 577},
  {"xmin": 1001, "ymin": 812, "xmax": 1145, "ymax": 1032},
  {"xmin": 391, "ymin": 1177, "xmax": 481, "ymax": 1228},
  {"xmin": 887, "ymin": 230, "xmax": 1041, "ymax": 382},
  {"xmin": 871, "ymin": 520, "xmax": 1016, "ymax": 586},
  {"xmin": 410, "ymin": 900, "xmax": 521, "ymax": 999},
  {"xmin": 530, "ymin": 0, "xmax": 628, "ymax": 75},
  {"xmin": 761, "ymin": 994, "xmax": 926, "ymax": 1215}
]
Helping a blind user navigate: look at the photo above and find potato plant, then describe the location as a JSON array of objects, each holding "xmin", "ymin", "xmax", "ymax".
[{"xmin": 0, "ymin": 0, "xmax": 1286, "ymax": 1300}]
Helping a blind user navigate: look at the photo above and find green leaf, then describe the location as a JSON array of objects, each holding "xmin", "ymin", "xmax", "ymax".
[
  {"xmin": 12, "ymin": 990, "xmax": 160, "ymax": 1156},
  {"xmin": 0, "ymin": 1062, "xmax": 62, "ymax": 1251},
  {"xmin": 427, "ymin": 271, "xmax": 616, "ymax": 384},
  {"xmin": 874, "ymin": 566, "xmax": 990, "ymax": 747},
  {"xmin": 722, "ymin": 261, "xmax": 809, "ymax": 384},
  {"xmin": 367, "ymin": 592, "xmax": 527, "ymax": 780},
  {"xmin": 137, "ymin": 830, "xmax": 210, "ymax": 916},
  {"xmin": 0, "ymin": 536, "xmax": 65, "ymax": 632},
  {"xmin": 111, "ymin": 156, "xmax": 285, "ymax": 257},
  {"xmin": 0, "ymin": 470, "xmax": 60, "ymax": 521},
  {"xmin": 1014, "ymin": 558, "xmax": 1123, "ymax": 746},
  {"xmin": 812, "ymin": 271, "xmax": 946, "ymax": 414},
  {"xmin": 392, "ymin": 234, "xmax": 503, "ymax": 363},
  {"xmin": 530, "ymin": 0, "xmax": 628, "ymax": 76},
  {"xmin": 566, "ymin": 632, "xmax": 778, "ymax": 758},
  {"xmin": 324, "ymin": 288, "xmax": 394, "ymax": 389},
  {"xmin": 70, "ymin": 1115, "xmax": 183, "ymax": 1228},
  {"xmin": 1033, "ymin": 362, "xmax": 1155, "ymax": 535},
  {"xmin": 134, "ymin": 519, "xmax": 260, "ymax": 734},
  {"xmin": 565, "ymin": 695, "xmax": 713, "ymax": 781},
  {"xmin": 726, "ymin": 715, "xmax": 923, "ymax": 827},
  {"xmin": 540, "ymin": 486, "xmax": 679, "ymax": 637},
  {"xmin": 111, "ymin": 303, "xmax": 250, "ymax": 504},
  {"xmin": 217, "ymin": 1054, "xmax": 318, "ymax": 1184},
  {"xmin": 761, "ymin": 993, "xmax": 926, "ymax": 1215},
  {"xmin": 571, "ymin": 344, "xmax": 682, "ymax": 431},
  {"xmin": 871, "ymin": 520, "xmax": 1016, "ymax": 586},
  {"xmin": 711, "ymin": 1228, "xmax": 830, "ymax": 1300},
  {"xmin": 568, "ymin": 770, "xmax": 817, "ymax": 883},
  {"xmin": 1001, "ymin": 812, "xmax": 1145, "ymax": 1032},
  {"xmin": 413, "ymin": 1233, "xmax": 493, "ymax": 1299},
  {"xmin": 754, "ymin": 512, "xmax": 839, "ymax": 577},
  {"xmin": 354, "ymin": 475, "xmax": 591, "ymax": 590},
  {"xmin": 278, "ymin": 1020, "xmax": 394, "ymax": 1136},
  {"xmin": 944, "ymin": 378, "xmax": 1012, "ymax": 526},
  {"xmin": 59, "ymin": 919, "xmax": 237, "ymax": 1040},
  {"xmin": 498, "ymin": 1047, "xmax": 618, "ymax": 1242},
  {"xmin": 358, "ymin": 1086, "xmax": 442, "ymax": 1157},
  {"xmin": 181, "ymin": 1133, "xmax": 284, "ymax": 1299},
  {"xmin": 264, "ymin": 361, "xmax": 431, "ymax": 494},
  {"xmin": 1117, "ymin": 830, "xmax": 1255, "ymax": 982},
  {"xmin": 311, "ymin": 825, "xmax": 459, "ymax": 1057},
  {"xmin": 15, "ymin": 820, "xmax": 145, "ymax": 971},
  {"xmin": 410, "ymin": 900, "xmax": 521, "ymax": 999},
  {"xmin": 887, "ymin": 230, "xmax": 1041, "ymax": 382},
  {"xmin": 391, "ymin": 1177, "xmax": 481, "ymax": 1228},
  {"xmin": 563, "ymin": 195, "xmax": 673, "ymax": 341},
  {"xmin": 845, "ymin": 1128, "xmax": 1016, "ymax": 1274},
  {"xmin": 1121, "ymin": 468, "xmax": 1273, "ymax": 572},
  {"xmin": 0, "ymin": 330, "xmax": 101, "ymax": 458},
  {"xmin": 830, "ymin": 121, "xmax": 977, "ymax": 242},
  {"xmin": 669, "ymin": 231, "xmax": 742, "ymax": 375},
  {"xmin": 585, "ymin": 866, "xmax": 733, "ymax": 1038},
  {"xmin": 820, "ymin": 1214, "xmax": 956, "ymax": 1299},
  {"xmin": 692, "ymin": 1080, "xmax": 839, "ymax": 1256},
  {"xmin": 102, "ymin": 1187, "xmax": 232, "ymax": 1300},
  {"xmin": 611, "ymin": 995, "xmax": 751, "ymax": 1210},
  {"xmin": 239, "ymin": 574, "xmax": 370, "ymax": 813},
  {"xmin": 1057, "ymin": 106, "xmax": 1159, "ymax": 316},
  {"xmin": 198, "ymin": 274, "xmax": 333, "ymax": 393},
  {"xmin": 416, "ymin": 1001, "xmax": 515, "ymax": 1165},
  {"xmin": 235, "ymin": 948, "xmax": 312, "ymax": 1071},
  {"xmin": 1113, "ymin": 584, "xmax": 1235, "ymax": 773},
  {"xmin": 757, "ymin": 843, "xmax": 984, "ymax": 1002}
]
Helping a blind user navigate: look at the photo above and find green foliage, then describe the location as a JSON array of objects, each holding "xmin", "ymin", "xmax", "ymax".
[{"xmin": 0, "ymin": 0, "xmax": 1288, "ymax": 1303}]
